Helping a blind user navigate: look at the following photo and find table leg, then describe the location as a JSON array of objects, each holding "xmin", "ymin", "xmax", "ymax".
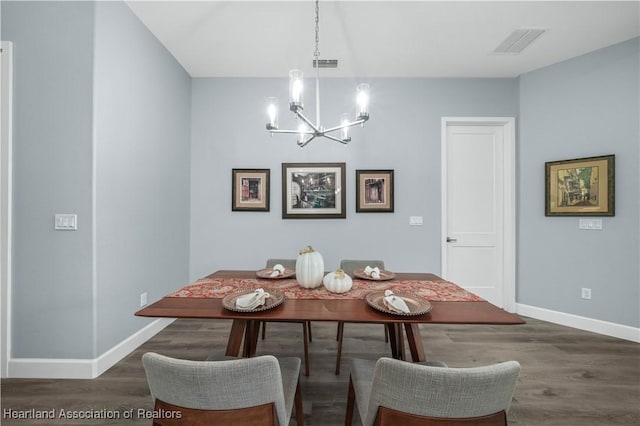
[
  {"xmin": 396, "ymin": 324, "xmax": 406, "ymax": 361},
  {"xmin": 242, "ymin": 320, "xmax": 261, "ymax": 357},
  {"xmin": 335, "ymin": 322, "xmax": 345, "ymax": 375},
  {"xmin": 386, "ymin": 324, "xmax": 398, "ymax": 358},
  {"xmin": 404, "ymin": 323, "xmax": 426, "ymax": 362},
  {"xmin": 225, "ymin": 320, "xmax": 246, "ymax": 356},
  {"xmin": 242, "ymin": 321, "xmax": 252, "ymax": 357},
  {"xmin": 387, "ymin": 324, "xmax": 406, "ymax": 360}
]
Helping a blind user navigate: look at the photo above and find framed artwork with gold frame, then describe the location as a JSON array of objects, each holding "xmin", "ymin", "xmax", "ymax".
[{"xmin": 545, "ymin": 155, "xmax": 614, "ymax": 216}]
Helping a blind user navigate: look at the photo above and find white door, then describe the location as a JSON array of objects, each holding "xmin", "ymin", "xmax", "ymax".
[
  {"xmin": 1, "ymin": 41, "xmax": 13, "ymax": 378},
  {"xmin": 441, "ymin": 118, "xmax": 515, "ymax": 311}
]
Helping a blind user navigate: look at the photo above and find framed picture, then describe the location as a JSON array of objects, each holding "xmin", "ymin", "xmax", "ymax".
[
  {"xmin": 545, "ymin": 155, "xmax": 614, "ymax": 216},
  {"xmin": 232, "ymin": 169, "xmax": 270, "ymax": 212},
  {"xmin": 282, "ymin": 162, "xmax": 346, "ymax": 219},
  {"xmin": 356, "ymin": 169, "xmax": 394, "ymax": 213}
]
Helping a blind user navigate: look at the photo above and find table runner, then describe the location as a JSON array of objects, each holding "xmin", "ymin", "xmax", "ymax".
[{"xmin": 168, "ymin": 277, "xmax": 483, "ymax": 302}]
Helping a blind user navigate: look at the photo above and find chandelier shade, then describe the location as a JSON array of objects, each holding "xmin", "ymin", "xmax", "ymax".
[{"xmin": 265, "ymin": 0, "xmax": 371, "ymax": 148}]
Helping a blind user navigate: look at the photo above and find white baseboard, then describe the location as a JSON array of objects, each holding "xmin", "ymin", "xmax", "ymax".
[
  {"xmin": 94, "ymin": 317, "xmax": 175, "ymax": 377},
  {"xmin": 7, "ymin": 318, "xmax": 174, "ymax": 379},
  {"xmin": 517, "ymin": 303, "xmax": 640, "ymax": 343}
]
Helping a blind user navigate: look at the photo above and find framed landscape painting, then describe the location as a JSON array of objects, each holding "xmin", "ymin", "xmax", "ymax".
[
  {"xmin": 282, "ymin": 162, "xmax": 346, "ymax": 219},
  {"xmin": 545, "ymin": 155, "xmax": 614, "ymax": 216},
  {"xmin": 356, "ymin": 169, "xmax": 394, "ymax": 212},
  {"xmin": 232, "ymin": 169, "xmax": 270, "ymax": 212}
]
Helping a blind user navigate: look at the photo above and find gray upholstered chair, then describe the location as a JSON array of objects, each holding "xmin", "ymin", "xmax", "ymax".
[
  {"xmin": 336, "ymin": 259, "xmax": 387, "ymax": 375},
  {"xmin": 265, "ymin": 258, "xmax": 297, "ymax": 270},
  {"xmin": 345, "ymin": 357, "xmax": 520, "ymax": 426},
  {"xmin": 263, "ymin": 258, "xmax": 312, "ymax": 376},
  {"xmin": 339, "ymin": 260, "xmax": 386, "ymax": 277},
  {"xmin": 142, "ymin": 352, "xmax": 304, "ymax": 426}
]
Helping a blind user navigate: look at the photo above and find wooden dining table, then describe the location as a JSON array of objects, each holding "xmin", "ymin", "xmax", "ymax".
[{"xmin": 135, "ymin": 270, "xmax": 525, "ymax": 363}]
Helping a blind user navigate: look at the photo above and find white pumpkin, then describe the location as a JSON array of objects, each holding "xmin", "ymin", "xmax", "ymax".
[
  {"xmin": 323, "ymin": 269, "xmax": 353, "ymax": 293},
  {"xmin": 295, "ymin": 246, "xmax": 324, "ymax": 289}
]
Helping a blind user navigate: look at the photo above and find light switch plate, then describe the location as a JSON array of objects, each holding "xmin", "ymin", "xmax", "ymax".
[
  {"xmin": 55, "ymin": 214, "xmax": 77, "ymax": 230},
  {"xmin": 409, "ymin": 216, "xmax": 423, "ymax": 226}
]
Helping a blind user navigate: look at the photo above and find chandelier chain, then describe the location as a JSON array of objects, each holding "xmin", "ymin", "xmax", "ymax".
[{"xmin": 314, "ymin": 0, "xmax": 320, "ymax": 58}]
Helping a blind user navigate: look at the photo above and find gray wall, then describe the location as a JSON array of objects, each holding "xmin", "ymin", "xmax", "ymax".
[
  {"xmin": 2, "ymin": 1, "xmax": 96, "ymax": 358},
  {"xmin": 518, "ymin": 38, "xmax": 639, "ymax": 328},
  {"xmin": 93, "ymin": 2, "xmax": 191, "ymax": 354},
  {"xmin": 2, "ymin": 1, "xmax": 191, "ymax": 359},
  {"xmin": 190, "ymin": 78, "xmax": 519, "ymax": 278}
]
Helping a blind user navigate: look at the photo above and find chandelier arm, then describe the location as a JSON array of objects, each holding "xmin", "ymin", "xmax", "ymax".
[
  {"xmin": 293, "ymin": 109, "xmax": 320, "ymax": 133},
  {"xmin": 269, "ymin": 129, "xmax": 314, "ymax": 135},
  {"xmin": 297, "ymin": 134, "xmax": 317, "ymax": 148},
  {"xmin": 323, "ymin": 133, "xmax": 350, "ymax": 145},
  {"xmin": 322, "ymin": 117, "xmax": 369, "ymax": 134}
]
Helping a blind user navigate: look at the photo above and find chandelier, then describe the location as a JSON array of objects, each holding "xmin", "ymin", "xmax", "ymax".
[{"xmin": 265, "ymin": 0, "xmax": 370, "ymax": 148}]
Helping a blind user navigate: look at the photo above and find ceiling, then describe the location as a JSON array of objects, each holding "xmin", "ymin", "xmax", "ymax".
[{"xmin": 125, "ymin": 1, "xmax": 640, "ymax": 78}]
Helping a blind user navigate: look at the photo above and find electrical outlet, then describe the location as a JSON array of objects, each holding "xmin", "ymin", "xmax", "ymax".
[
  {"xmin": 140, "ymin": 292, "xmax": 148, "ymax": 307},
  {"xmin": 581, "ymin": 288, "xmax": 592, "ymax": 300}
]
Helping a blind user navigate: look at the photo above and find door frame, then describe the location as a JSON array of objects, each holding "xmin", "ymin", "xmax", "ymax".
[
  {"xmin": 1, "ymin": 41, "xmax": 13, "ymax": 378},
  {"xmin": 441, "ymin": 117, "xmax": 516, "ymax": 312}
]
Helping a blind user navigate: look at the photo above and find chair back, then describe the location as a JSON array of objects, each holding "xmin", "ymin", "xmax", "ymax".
[
  {"xmin": 374, "ymin": 406, "xmax": 507, "ymax": 426},
  {"xmin": 152, "ymin": 399, "xmax": 277, "ymax": 426},
  {"xmin": 142, "ymin": 353, "xmax": 289, "ymax": 425},
  {"xmin": 266, "ymin": 259, "xmax": 296, "ymax": 269},
  {"xmin": 339, "ymin": 259, "xmax": 385, "ymax": 275},
  {"xmin": 364, "ymin": 358, "xmax": 520, "ymax": 426}
]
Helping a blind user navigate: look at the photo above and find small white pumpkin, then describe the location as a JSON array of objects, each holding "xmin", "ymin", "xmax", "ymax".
[
  {"xmin": 295, "ymin": 246, "xmax": 324, "ymax": 289},
  {"xmin": 323, "ymin": 269, "xmax": 353, "ymax": 293}
]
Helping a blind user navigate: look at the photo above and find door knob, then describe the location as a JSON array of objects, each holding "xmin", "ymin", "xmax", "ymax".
[{"xmin": 446, "ymin": 237, "xmax": 457, "ymax": 243}]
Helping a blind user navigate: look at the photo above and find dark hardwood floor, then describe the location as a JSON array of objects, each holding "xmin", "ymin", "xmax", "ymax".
[{"xmin": 2, "ymin": 317, "xmax": 639, "ymax": 425}]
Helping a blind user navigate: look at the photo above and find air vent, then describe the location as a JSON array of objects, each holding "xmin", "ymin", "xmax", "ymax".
[
  {"xmin": 313, "ymin": 59, "xmax": 338, "ymax": 68},
  {"xmin": 493, "ymin": 28, "xmax": 546, "ymax": 54}
]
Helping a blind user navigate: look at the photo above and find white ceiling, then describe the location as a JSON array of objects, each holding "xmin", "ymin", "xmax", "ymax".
[{"xmin": 126, "ymin": 1, "xmax": 640, "ymax": 78}]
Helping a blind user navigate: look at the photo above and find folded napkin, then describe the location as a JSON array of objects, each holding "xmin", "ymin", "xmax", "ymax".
[
  {"xmin": 236, "ymin": 288, "xmax": 270, "ymax": 309},
  {"xmin": 364, "ymin": 266, "xmax": 381, "ymax": 279},
  {"xmin": 382, "ymin": 290, "xmax": 410, "ymax": 314},
  {"xmin": 270, "ymin": 264, "xmax": 285, "ymax": 277}
]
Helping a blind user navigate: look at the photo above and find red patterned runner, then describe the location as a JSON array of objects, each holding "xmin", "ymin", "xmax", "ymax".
[{"xmin": 168, "ymin": 277, "xmax": 483, "ymax": 302}]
